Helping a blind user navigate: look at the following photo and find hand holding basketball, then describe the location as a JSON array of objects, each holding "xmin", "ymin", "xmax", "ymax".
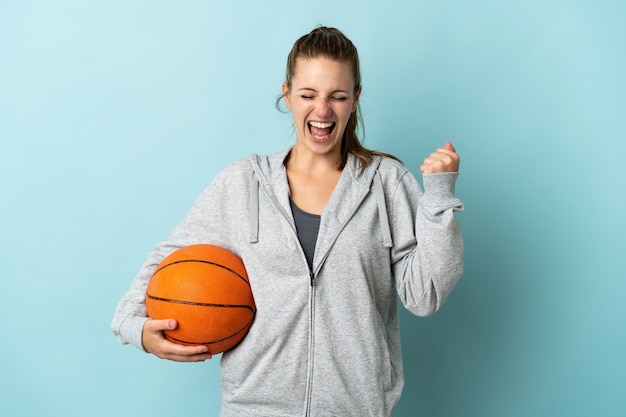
[
  {"xmin": 145, "ymin": 244, "xmax": 256, "ymax": 355},
  {"xmin": 421, "ymin": 142, "xmax": 460, "ymax": 174},
  {"xmin": 142, "ymin": 319, "xmax": 213, "ymax": 362}
]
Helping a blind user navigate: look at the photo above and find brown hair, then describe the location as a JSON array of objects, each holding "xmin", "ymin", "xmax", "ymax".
[{"xmin": 278, "ymin": 26, "xmax": 400, "ymax": 169}]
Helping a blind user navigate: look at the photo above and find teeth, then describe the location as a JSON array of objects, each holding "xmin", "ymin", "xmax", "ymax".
[{"xmin": 309, "ymin": 121, "xmax": 334, "ymax": 128}]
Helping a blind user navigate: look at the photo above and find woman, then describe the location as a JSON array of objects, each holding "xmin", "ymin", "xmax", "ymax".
[{"xmin": 112, "ymin": 26, "xmax": 463, "ymax": 417}]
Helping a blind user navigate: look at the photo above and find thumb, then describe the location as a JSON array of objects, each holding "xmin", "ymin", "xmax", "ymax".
[
  {"xmin": 444, "ymin": 141, "xmax": 456, "ymax": 152},
  {"xmin": 152, "ymin": 318, "xmax": 177, "ymax": 331}
]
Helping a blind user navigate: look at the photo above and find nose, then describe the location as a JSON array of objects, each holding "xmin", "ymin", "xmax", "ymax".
[{"xmin": 314, "ymin": 97, "xmax": 332, "ymax": 118}]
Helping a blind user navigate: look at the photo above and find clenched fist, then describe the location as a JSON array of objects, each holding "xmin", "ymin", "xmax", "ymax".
[{"xmin": 420, "ymin": 142, "xmax": 460, "ymax": 174}]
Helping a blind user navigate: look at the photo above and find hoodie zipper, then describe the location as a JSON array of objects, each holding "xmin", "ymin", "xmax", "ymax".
[
  {"xmin": 264, "ymin": 195, "xmax": 317, "ymax": 415},
  {"xmin": 304, "ymin": 269, "xmax": 316, "ymax": 416},
  {"xmin": 253, "ymin": 176, "xmax": 343, "ymax": 416}
]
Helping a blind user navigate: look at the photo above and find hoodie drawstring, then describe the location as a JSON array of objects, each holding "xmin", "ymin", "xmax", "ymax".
[{"xmin": 373, "ymin": 170, "xmax": 393, "ymax": 248}]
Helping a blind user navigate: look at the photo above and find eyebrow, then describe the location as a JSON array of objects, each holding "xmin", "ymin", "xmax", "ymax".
[{"xmin": 297, "ymin": 87, "xmax": 351, "ymax": 94}]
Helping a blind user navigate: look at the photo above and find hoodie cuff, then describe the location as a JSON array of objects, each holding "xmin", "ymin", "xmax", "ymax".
[
  {"xmin": 423, "ymin": 172, "xmax": 458, "ymax": 199},
  {"xmin": 119, "ymin": 315, "xmax": 151, "ymax": 352}
]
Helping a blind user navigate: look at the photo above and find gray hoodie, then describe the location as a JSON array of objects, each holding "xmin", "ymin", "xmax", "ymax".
[{"xmin": 111, "ymin": 147, "xmax": 464, "ymax": 417}]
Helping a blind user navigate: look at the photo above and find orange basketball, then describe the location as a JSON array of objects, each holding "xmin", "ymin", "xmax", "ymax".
[{"xmin": 145, "ymin": 244, "xmax": 256, "ymax": 354}]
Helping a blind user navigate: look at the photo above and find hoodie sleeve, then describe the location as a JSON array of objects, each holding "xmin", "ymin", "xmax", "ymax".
[
  {"xmin": 109, "ymin": 195, "xmax": 216, "ymax": 350},
  {"xmin": 110, "ymin": 159, "xmax": 252, "ymax": 350},
  {"xmin": 390, "ymin": 170, "xmax": 464, "ymax": 317}
]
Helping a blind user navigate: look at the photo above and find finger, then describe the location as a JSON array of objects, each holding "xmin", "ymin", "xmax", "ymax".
[
  {"xmin": 425, "ymin": 152, "xmax": 453, "ymax": 165},
  {"xmin": 432, "ymin": 147, "xmax": 460, "ymax": 164},
  {"xmin": 421, "ymin": 155, "xmax": 441, "ymax": 174},
  {"xmin": 162, "ymin": 351, "xmax": 213, "ymax": 362},
  {"xmin": 145, "ymin": 318, "xmax": 177, "ymax": 332},
  {"xmin": 161, "ymin": 341, "xmax": 213, "ymax": 362},
  {"xmin": 166, "ymin": 341, "xmax": 210, "ymax": 356},
  {"xmin": 444, "ymin": 141, "xmax": 456, "ymax": 152},
  {"xmin": 169, "ymin": 353, "xmax": 213, "ymax": 362},
  {"xmin": 152, "ymin": 336, "xmax": 212, "ymax": 362},
  {"xmin": 421, "ymin": 153, "xmax": 459, "ymax": 174}
]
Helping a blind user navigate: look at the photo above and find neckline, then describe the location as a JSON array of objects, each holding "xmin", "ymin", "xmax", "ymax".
[{"xmin": 289, "ymin": 198, "xmax": 321, "ymax": 218}]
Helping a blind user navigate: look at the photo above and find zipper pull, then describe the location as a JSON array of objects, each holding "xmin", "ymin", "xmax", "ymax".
[{"xmin": 310, "ymin": 272, "xmax": 316, "ymax": 287}]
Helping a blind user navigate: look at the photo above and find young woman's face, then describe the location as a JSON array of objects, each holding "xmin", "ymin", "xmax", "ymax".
[{"xmin": 282, "ymin": 57, "xmax": 360, "ymax": 160}]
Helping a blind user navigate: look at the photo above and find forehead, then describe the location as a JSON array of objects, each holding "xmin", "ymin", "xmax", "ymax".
[{"xmin": 291, "ymin": 57, "xmax": 355, "ymax": 90}]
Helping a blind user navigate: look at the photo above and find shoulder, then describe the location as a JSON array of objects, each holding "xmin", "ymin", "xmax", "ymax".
[
  {"xmin": 208, "ymin": 147, "xmax": 290, "ymax": 190},
  {"xmin": 376, "ymin": 156, "xmax": 416, "ymax": 185},
  {"xmin": 213, "ymin": 147, "xmax": 288, "ymax": 182},
  {"xmin": 248, "ymin": 147, "xmax": 291, "ymax": 184},
  {"xmin": 373, "ymin": 156, "xmax": 423, "ymax": 203},
  {"xmin": 377, "ymin": 155, "xmax": 408, "ymax": 174},
  {"xmin": 208, "ymin": 157, "xmax": 253, "ymax": 189}
]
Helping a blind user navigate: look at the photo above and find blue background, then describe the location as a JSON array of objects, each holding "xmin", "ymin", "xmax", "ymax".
[{"xmin": 1, "ymin": 1, "xmax": 625, "ymax": 416}]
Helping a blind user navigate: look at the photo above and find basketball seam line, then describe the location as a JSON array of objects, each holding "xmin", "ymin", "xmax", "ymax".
[
  {"xmin": 146, "ymin": 294, "xmax": 256, "ymax": 312},
  {"xmin": 164, "ymin": 316, "xmax": 255, "ymax": 346},
  {"xmin": 154, "ymin": 259, "xmax": 250, "ymax": 285}
]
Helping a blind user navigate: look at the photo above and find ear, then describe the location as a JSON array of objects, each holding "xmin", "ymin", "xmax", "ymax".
[
  {"xmin": 282, "ymin": 82, "xmax": 292, "ymax": 110},
  {"xmin": 352, "ymin": 85, "xmax": 362, "ymax": 112}
]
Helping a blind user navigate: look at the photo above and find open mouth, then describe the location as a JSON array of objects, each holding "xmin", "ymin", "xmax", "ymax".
[{"xmin": 308, "ymin": 121, "xmax": 336, "ymax": 141}]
